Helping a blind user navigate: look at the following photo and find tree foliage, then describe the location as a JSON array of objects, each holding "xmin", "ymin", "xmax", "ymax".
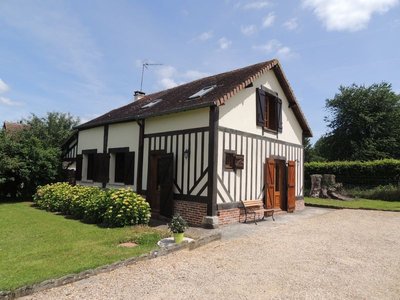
[
  {"xmin": 317, "ymin": 83, "xmax": 400, "ymax": 161},
  {"xmin": 0, "ymin": 112, "xmax": 79, "ymax": 199}
]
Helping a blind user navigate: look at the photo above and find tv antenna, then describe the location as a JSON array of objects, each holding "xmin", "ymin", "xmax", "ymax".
[{"xmin": 140, "ymin": 62, "xmax": 163, "ymax": 92}]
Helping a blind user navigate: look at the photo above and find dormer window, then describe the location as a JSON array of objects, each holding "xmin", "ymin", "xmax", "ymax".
[
  {"xmin": 188, "ymin": 85, "xmax": 217, "ymax": 100},
  {"xmin": 256, "ymin": 86, "xmax": 282, "ymax": 133},
  {"xmin": 141, "ymin": 99, "xmax": 162, "ymax": 109}
]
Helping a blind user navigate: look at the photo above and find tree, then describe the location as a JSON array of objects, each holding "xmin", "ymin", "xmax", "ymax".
[
  {"xmin": 320, "ymin": 82, "xmax": 400, "ymax": 161},
  {"xmin": 0, "ymin": 112, "xmax": 79, "ymax": 199},
  {"xmin": 303, "ymin": 137, "xmax": 326, "ymax": 162},
  {"xmin": 25, "ymin": 112, "xmax": 79, "ymax": 148}
]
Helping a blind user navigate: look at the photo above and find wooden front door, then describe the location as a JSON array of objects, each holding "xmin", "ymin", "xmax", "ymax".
[
  {"xmin": 265, "ymin": 158, "xmax": 287, "ymax": 211},
  {"xmin": 274, "ymin": 161, "xmax": 283, "ymax": 209},
  {"xmin": 147, "ymin": 152, "xmax": 174, "ymax": 218}
]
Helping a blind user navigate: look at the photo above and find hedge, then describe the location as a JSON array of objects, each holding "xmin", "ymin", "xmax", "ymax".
[
  {"xmin": 34, "ymin": 183, "xmax": 151, "ymax": 227},
  {"xmin": 305, "ymin": 159, "xmax": 400, "ymax": 188}
]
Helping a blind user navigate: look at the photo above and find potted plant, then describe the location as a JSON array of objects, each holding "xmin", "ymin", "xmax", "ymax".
[{"xmin": 168, "ymin": 214, "xmax": 188, "ymax": 244}]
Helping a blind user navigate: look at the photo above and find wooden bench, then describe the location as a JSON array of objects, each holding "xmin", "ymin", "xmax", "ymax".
[{"xmin": 240, "ymin": 199, "xmax": 275, "ymax": 224}]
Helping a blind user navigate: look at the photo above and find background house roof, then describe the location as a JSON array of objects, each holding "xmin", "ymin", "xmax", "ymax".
[
  {"xmin": 77, "ymin": 59, "xmax": 312, "ymax": 137},
  {"xmin": 2, "ymin": 122, "xmax": 27, "ymax": 134}
]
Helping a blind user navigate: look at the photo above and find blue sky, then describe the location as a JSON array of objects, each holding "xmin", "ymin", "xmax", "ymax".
[{"xmin": 0, "ymin": 0, "xmax": 399, "ymax": 142}]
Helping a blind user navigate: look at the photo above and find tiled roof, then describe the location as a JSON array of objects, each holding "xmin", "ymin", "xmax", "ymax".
[
  {"xmin": 77, "ymin": 59, "xmax": 312, "ymax": 137},
  {"xmin": 2, "ymin": 122, "xmax": 26, "ymax": 133}
]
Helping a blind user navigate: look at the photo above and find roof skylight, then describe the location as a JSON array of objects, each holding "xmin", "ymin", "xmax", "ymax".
[
  {"xmin": 141, "ymin": 99, "xmax": 162, "ymax": 109},
  {"xmin": 188, "ymin": 85, "xmax": 217, "ymax": 100}
]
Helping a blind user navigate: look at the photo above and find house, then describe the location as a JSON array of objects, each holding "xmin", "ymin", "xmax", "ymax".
[
  {"xmin": 2, "ymin": 121, "xmax": 27, "ymax": 134},
  {"xmin": 61, "ymin": 130, "xmax": 78, "ymax": 184},
  {"xmin": 75, "ymin": 59, "xmax": 312, "ymax": 227}
]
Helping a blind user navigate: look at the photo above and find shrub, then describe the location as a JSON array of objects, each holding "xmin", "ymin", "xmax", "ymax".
[
  {"xmin": 33, "ymin": 183, "xmax": 151, "ymax": 227},
  {"xmin": 347, "ymin": 185, "xmax": 400, "ymax": 201},
  {"xmin": 103, "ymin": 189, "xmax": 151, "ymax": 227},
  {"xmin": 34, "ymin": 182, "xmax": 73, "ymax": 212},
  {"xmin": 305, "ymin": 159, "xmax": 400, "ymax": 189}
]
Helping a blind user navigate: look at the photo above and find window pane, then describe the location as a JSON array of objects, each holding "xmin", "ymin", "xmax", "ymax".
[
  {"xmin": 115, "ymin": 152, "xmax": 125, "ymax": 183},
  {"xmin": 87, "ymin": 153, "xmax": 95, "ymax": 181}
]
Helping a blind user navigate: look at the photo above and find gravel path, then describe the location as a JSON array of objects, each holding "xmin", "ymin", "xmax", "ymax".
[{"xmin": 22, "ymin": 209, "xmax": 400, "ymax": 299}]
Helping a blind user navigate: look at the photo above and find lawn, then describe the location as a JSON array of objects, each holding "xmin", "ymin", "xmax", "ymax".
[
  {"xmin": 0, "ymin": 202, "xmax": 167, "ymax": 291},
  {"xmin": 305, "ymin": 197, "xmax": 400, "ymax": 211}
]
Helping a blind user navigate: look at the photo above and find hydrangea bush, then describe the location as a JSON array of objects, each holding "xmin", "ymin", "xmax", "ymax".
[
  {"xmin": 103, "ymin": 189, "xmax": 151, "ymax": 227},
  {"xmin": 34, "ymin": 183, "xmax": 151, "ymax": 227}
]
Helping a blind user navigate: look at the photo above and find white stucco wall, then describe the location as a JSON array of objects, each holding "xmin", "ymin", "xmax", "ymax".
[
  {"xmin": 77, "ymin": 126, "xmax": 104, "ymax": 154},
  {"xmin": 218, "ymin": 70, "xmax": 303, "ymax": 145},
  {"xmin": 107, "ymin": 122, "xmax": 139, "ymax": 151},
  {"xmin": 145, "ymin": 108, "xmax": 209, "ymax": 134}
]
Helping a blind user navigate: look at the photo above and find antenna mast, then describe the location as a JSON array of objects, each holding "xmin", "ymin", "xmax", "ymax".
[{"xmin": 140, "ymin": 62, "xmax": 163, "ymax": 92}]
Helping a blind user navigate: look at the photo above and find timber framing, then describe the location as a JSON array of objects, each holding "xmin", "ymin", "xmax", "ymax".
[{"xmin": 75, "ymin": 59, "xmax": 311, "ymax": 225}]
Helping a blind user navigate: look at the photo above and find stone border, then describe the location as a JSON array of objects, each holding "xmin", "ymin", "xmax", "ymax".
[{"xmin": 0, "ymin": 233, "xmax": 221, "ymax": 300}]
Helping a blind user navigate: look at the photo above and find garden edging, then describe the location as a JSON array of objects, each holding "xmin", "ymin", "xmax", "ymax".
[{"xmin": 0, "ymin": 232, "xmax": 221, "ymax": 300}]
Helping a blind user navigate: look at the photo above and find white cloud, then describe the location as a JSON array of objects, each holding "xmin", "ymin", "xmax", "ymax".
[
  {"xmin": 159, "ymin": 78, "xmax": 178, "ymax": 89},
  {"xmin": 253, "ymin": 39, "xmax": 281, "ymax": 52},
  {"xmin": 157, "ymin": 66, "xmax": 177, "ymax": 79},
  {"xmin": 241, "ymin": 25, "xmax": 257, "ymax": 36},
  {"xmin": 197, "ymin": 31, "xmax": 214, "ymax": 41},
  {"xmin": 242, "ymin": 1, "xmax": 271, "ymax": 9},
  {"xmin": 218, "ymin": 37, "xmax": 232, "ymax": 50},
  {"xmin": 184, "ymin": 70, "xmax": 210, "ymax": 80},
  {"xmin": 253, "ymin": 39, "xmax": 297, "ymax": 60},
  {"xmin": 0, "ymin": 96, "xmax": 22, "ymax": 106},
  {"xmin": 283, "ymin": 18, "xmax": 299, "ymax": 30},
  {"xmin": 302, "ymin": 0, "xmax": 399, "ymax": 32},
  {"xmin": 0, "ymin": 79, "xmax": 9, "ymax": 94},
  {"xmin": 262, "ymin": 12, "xmax": 276, "ymax": 28},
  {"xmin": 156, "ymin": 66, "xmax": 210, "ymax": 89}
]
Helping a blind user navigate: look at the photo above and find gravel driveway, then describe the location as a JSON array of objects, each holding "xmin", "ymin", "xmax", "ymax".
[{"xmin": 22, "ymin": 208, "xmax": 400, "ymax": 299}]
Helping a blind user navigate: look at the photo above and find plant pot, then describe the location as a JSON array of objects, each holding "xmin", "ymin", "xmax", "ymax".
[{"xmin": 173, "ymin": 232, "xmax": 185, "ymax": 244}]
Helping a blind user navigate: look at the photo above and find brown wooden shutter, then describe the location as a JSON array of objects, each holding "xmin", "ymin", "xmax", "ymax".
[
  {"xmin": 276, "ymin": 98, "xmax": 283, "ymax": 133},
  {"xmin": 124, "ymin": 152, "xmax": 135, "ymax": 185},
  {"xmin": 287, "ymin": 160, "xmax": 296, "ymax": 212},
  {"xmin": 264, "ymin": 158, "xmax": 275, "ymax": 209},
  {"xmin": 256, "ymin": 88, "xmax": 266, "ymax": 127},
  {"xmin": 75, "ymin": 155, "xmax": 82, "ymax": 181}
]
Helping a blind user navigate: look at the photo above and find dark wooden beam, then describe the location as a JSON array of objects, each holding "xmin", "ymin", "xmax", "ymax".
[
  {"xmin": 102, "ymin": 124, "xmax": 109, "ymax": 188},
  {"xmin": 207, "ymin": 105, "xmax": 219, "ymax": 216},
  {"xmin": 137, "ymin": 119, "xmax": 145, "ymax": 194}
]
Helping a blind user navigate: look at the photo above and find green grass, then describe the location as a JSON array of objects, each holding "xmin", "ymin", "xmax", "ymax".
[
  {"xmin": 305, "ymin": 197, "xmax": 400, "ymax": 211},
  {"xmin": 0, "ymin": 202, "xmax": 167, "ymax": 291}
]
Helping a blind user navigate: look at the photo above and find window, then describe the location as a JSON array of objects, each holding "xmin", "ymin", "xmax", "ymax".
[
  {"xmin": 114, "ymin": 152, "xmax": 125, "ymax": 183},
  {"xmin": 81, "ymin": 149, "xmax": 97, "ymax": 181},
  {"xmin": 188, "ymin": 85, "xmax": 217, "ymax": 99},
  {"xmin": 86, "ymin": 153, "xmax": 95, "ymax": 181},
  {"xmin": 141, "ymin": 99, "xmax": 162, "ymax": 109},
  {"xmin": 256, "ymin": 87, "xmax": 282, "ymax": 133},
  {"xmin": 109, "ymin": 148, "xmax": 135, "ymax": 185},
  {"xmin": 224, "ymin": 152, "xmax": 244, "ymax": 170},
  {"xmin": 225, "ymin": 152, "xmax": 235, "ymax": 170}
]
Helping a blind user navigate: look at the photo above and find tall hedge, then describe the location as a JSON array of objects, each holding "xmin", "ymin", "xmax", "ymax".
[{"xmin": 304, "ymin": 159, "xmax": 400, "ymax": 188}]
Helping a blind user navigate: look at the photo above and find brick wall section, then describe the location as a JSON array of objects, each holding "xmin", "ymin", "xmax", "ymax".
[
  {"xmin": 174, "ymin": 200, "xmax": 207, "ymax": 226},
  {"xmin": 217, "ymin": 208, "xmax": 240, "ymax": 225}
]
